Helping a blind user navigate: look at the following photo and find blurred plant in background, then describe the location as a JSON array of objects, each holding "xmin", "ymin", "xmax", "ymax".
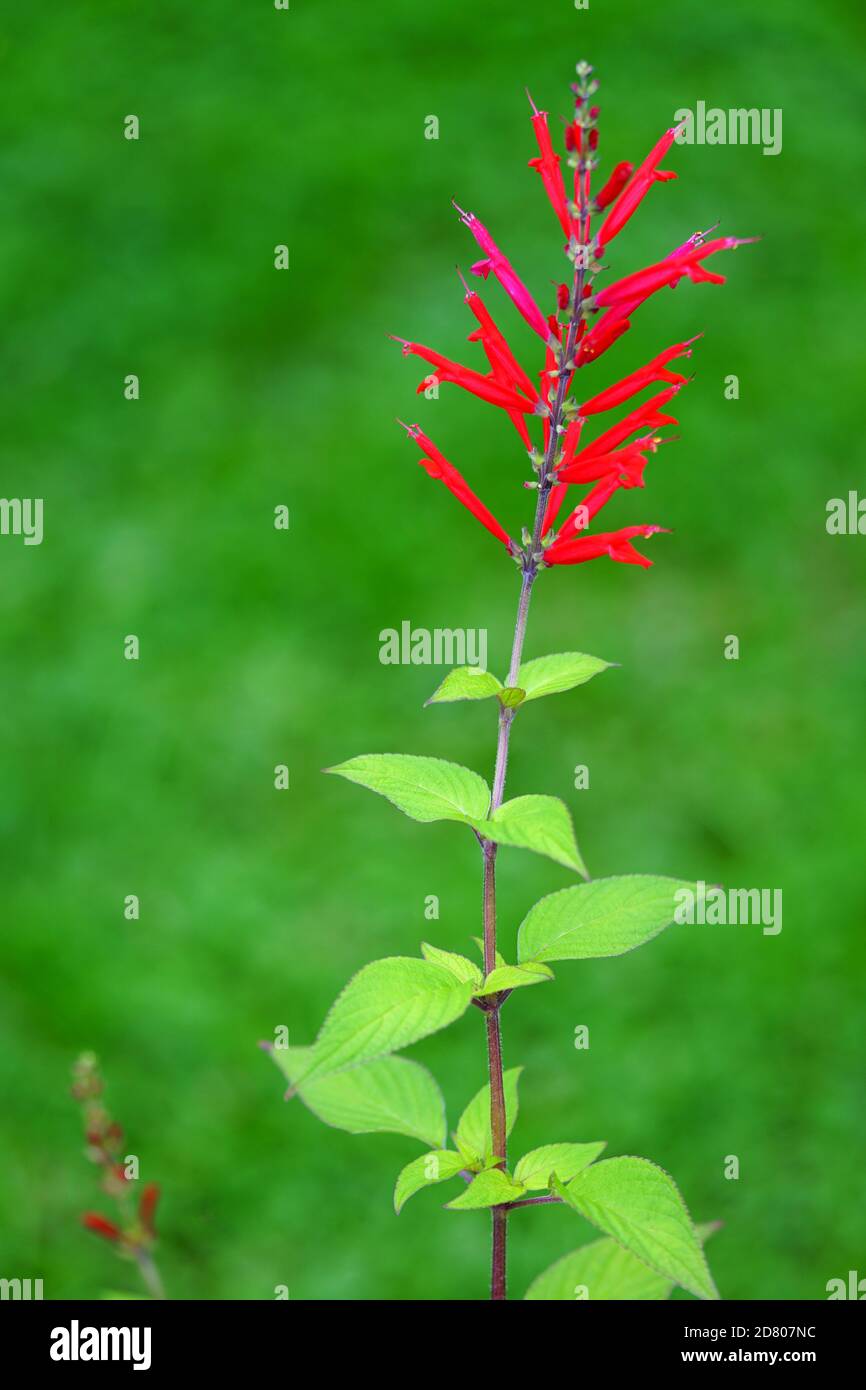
[{"xmin": 72, "ymin": 1053, "xmax": 165, "ymax": 1300}]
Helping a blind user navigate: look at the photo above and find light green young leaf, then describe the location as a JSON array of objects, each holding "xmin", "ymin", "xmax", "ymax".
[
  {"xmin": 455, "ymin": 1066, "xmax": 522, "ymax": 1167},
  {"xmin": 425, "ymin": 667, "xmax": 503, "ymax": 705},
  {"xmin": 394, "ymin": 1149, "xmax": 465, "ymax": 1213},
  {"xmin": 513, "ymin": 1141, "xmax": 606, "ymax": 1191},
  {"xmin": 325, "ymin": 753, "xmax": 490, "ymax": 825},
  {"xmin": 525, "ymin": 1235, "xmax": 672, "ymax": 1300},
  {"xmin": 554, "ymin": 1157, "xmax": 719, "ymax": 1300},
  {"xmin": 471, "ymin": 939, "xmax": 506, "ymax": 968},
  {"xmin": 517, "ymin": 875, "xmax": 694, "ymax": 964},
  {"xmin": 477, "ymin": 795, "xmax": 588, "ymax": 876},
  {"xmin": 475, "ymin": 962, "xmax": 554, "ymax": 997},
  {"xmin": 421, "ymin": 941, "xmax": 483, "ymax": 987},
  {"xmin": 498, "ymin": 685, "xmax": 526, "ymax": 709},
  {"xmin": 524, "ymin": 1220, "xmax": 720, "ymax": 1300},
  {"xmin": 270, "ymin": 1049, "xmax": 447, "ymax": 1148},
  {"xmin": 445, "ymin": 1168, "xmax": 525, "ymax": 1210},
  {"xmin": 516, "ymin": 652, "xmax": 613, "ymax": 702},
  {"xmin": 291, "ymin": 957, "xmax": 475, "ymax": 1086}
]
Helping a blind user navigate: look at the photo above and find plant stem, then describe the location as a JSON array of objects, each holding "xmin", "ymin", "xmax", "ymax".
[
  {"xmin": 135, "ymin": 1249, "xmax": 167, "ymax": 1300},
  {"xmin": 479, "ymin": 82, "xmax": 595, "ymax": 1298},
  {"xmin": 480, "ymin": 146, "xmax": 592, "ymax": 1298}
]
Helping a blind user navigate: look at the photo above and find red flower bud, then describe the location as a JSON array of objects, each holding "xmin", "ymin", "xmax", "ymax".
[
  {"xmin": 526, "ymin": 97, "xmax": 572, "ymax": 238},
  {"xmin": 595, "ymin": 161, "xmax": 633, "ymax": 210},
  {"xmin": 139, "ymin": 1182, "xmax": 160, "ymax": 1239},
  {"xmin": 82, "ymin": 1212, "xmax": 123, "ymax": 1244}
]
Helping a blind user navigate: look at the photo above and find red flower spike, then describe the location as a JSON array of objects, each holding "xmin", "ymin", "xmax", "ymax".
[
  {"xmin": 578, "ymin": 336, "xmax": 700, "ymax": 417},
  {"xmin": 400, "ymin": 422, "xmax": 512, "ymax": 549},
  {"xmin": 526, "ymin": 93, "xmax": 572, "ymax": 239},
  {"xmin": 82, "ymin": 1212, "xmax": 124, "ymax": 1244},
  {"xmin": 545, "ymin": 524, "xmax": 669, "ymax": 568},
  {"xmin": 455, "ymin": 204, "xmax": 550, "ymax": 340},
  {"xmin": 391, "ymin": 70, "xmax": 756, "ymax": 579},
  {"xmin": 594, "ymin": 161, "xmax": 633, "ymax": 211},
  {"xmin": 391, "ymin": 337, "xmax": 533, "ymax": 415},
  {"xmin": 139, "ymin": 1183, "xmax": 160, "ymax": 1239}
]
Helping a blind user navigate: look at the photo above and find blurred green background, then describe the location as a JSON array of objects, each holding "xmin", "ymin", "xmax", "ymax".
[{"xmin": 1, "ymin": 0, "xmax": 864, "ymax": 1301}]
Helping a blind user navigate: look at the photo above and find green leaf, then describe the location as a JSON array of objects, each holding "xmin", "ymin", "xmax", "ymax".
[
  {"xmin": 498, "ymin": 685, "xmax": 526, "ymax": 709},
  {"xmin": 513, "ymin": 1141, "xmax": 606, "ymax": 1191},
  {"xmin": 445, "ymin": 1168, "xmax": 525, "ymax": 1210},
  {"xmin": 525, "ymin": 1235, "xmax": 672, "ymax": 1300},
  {"xmin": 421, "ymin": 942, "xmax": 483, "ymax": 987},
  {"xmin": 394, "ymin": 1149, "xmax": 465, "ymax": 1213},
  {"xmin": 554, "ymin": 1157, "xmax": 719, "ymax": 1300},
  {"xmin": 516, "ymin": 652, "xmax": 613, "ymax": 702},
  {"xmin": 475, "ymin": 962, "xmax": 554, "ymax": 997},
  {"xmin": 325, "ymin": 753, "xmax": 490, "ymax": 825},
  {"xmin": 477, "ymin": 795, "xmax": 588, "ymax": 876},
  {"xmin": 291, "ymin": 957, "xmax": 475, "ymax": 1086},
  {"xmin": 524, "ymin": 1220, "xmax": 720, "ymax": 1300},
  {"xmin": 271, "ymin": 1049, "xmax": 447, "ymax": 1147},
  {"xmin": 455, "ymin": 1066, "xmax": 522, "ymax": 1167},
  {"xmin": 517, "ymin": 875, "xmax": 693, "ymax": 964},
  {"xmin": 425, "ymin": 667, "xmax": 503, "ymax": 705},
  {"xmin": 471, "ymin": 939, "xmax": 506, "ymax": 968}
]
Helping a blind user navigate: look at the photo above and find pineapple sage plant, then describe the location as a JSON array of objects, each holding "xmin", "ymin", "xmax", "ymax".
[{"xmin": 265, "ymin": 60, "xmax": 754, "ymax": 1301}]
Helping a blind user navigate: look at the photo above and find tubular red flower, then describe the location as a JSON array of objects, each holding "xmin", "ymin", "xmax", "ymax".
[
  {"xmin": 597, "ymin": 167, "xmax": 676, "ymax": 247},
  {"xmin": 577, "ymin": 336, "xmax": 699, "ymax": 416},
  {"xmin": 556, "ymin": 459, "xmax": 650, "ymax": 539},
  {"xmin": 575, "ymin": 386, "xmax": 682, "ymax": 462},
  {"xmin": 594, "ymin": 160, "xmax": 633, "ymax": 211},
  {"xmin": 577, "ymin": 313, "xmax": 631, "ymax": 366},
  {"xmin": 545, "ymin": 523, "xmax": 668, "ymax": 568},
  {"xmin": 139, "ymin": 1182, "xmax": 160, "ymax": 1239},
  {"xmin": 558, "ymin": 441, "xmax": 650, "ymax": 486},
  {"xmin": 593, "ymin": 236, "xmax": 755, "ymax": 311},
  {"xmin": 82, "ymin": 1212, "xmax": 124, "ymax": 1244},
  {"xmin": 462, "ymin": 287, "xmax": 538, "ymax": 403},
  {"xmin": 391, "ymin": 337, "xmax": 533, "ymax": 414},
  {"xmin": 526, "ymin": 95, "xmax": 572, "ymax": 238},
  {"xmin": 455, "ymin": 205, "xmax": 550, "ymax": 340},
  {"xmin": 462, "ymin": 288, "xmax": 536, "ymax": 448},
  {"xmin": 400, "ymin": 422, "xmax": 512, "ymax": 549},
  {"xmin": 597, "ymin": 126, "xmax": 680, "ymax": 248}
]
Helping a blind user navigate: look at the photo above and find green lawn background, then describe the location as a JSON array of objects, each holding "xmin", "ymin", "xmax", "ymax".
[{"xmin": 0, "ymin": 0, "xmax": 864, "ymax": 1299}]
